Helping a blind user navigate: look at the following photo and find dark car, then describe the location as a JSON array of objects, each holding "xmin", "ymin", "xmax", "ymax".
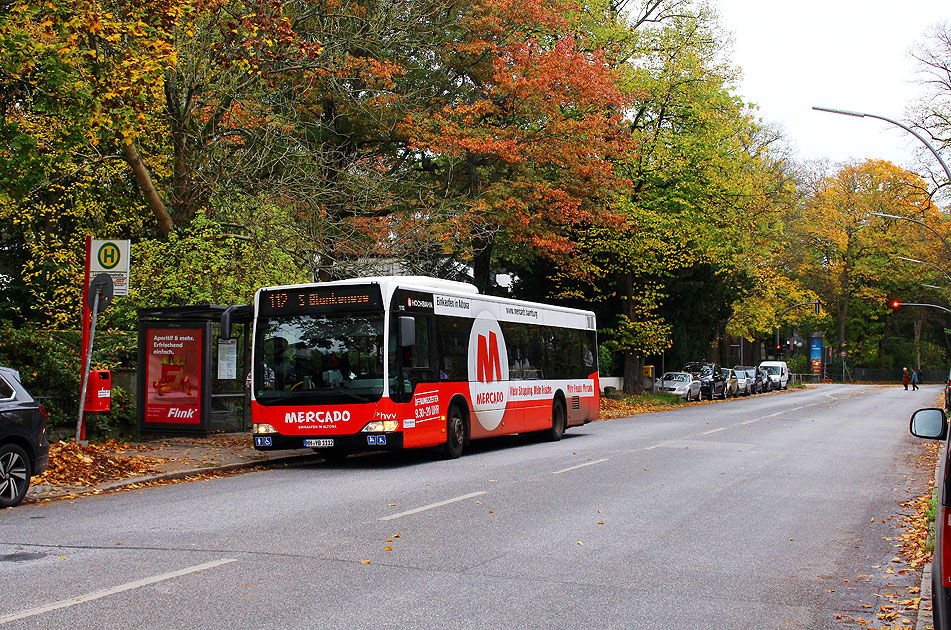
[
  {"xmin": 736, "ymin": 366, "xmax": 763, "ymax": 394},
  {"xmin": 0, "ymin": 366, "xmax": 50, "ymax": 508},
  {"xmin": 683, "ymin": 362, "xmax": 727, "ymax": 400},
  {"xmin": 757, "ymin": 366, "xmax": 774, "ymax": 392},
  {"xmin": 910, "ymin": 408, "xmax": 951, "ymax": 629},
  {"xmin": 748, "ymin": 367, "xmax": 766, "ymax": 394}
]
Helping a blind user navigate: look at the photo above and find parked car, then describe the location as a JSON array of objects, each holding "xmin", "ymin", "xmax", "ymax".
[
  {"xmin": 683, "ymin": 362, "xmax": 727, "ymax": 400},
  {"xmin": 757, "ymin": 366, "xmax": 774, "ymax": 392},
  {"xmin": 655, "ymin": 372, "xmax": 702, "ymax": 401},
  {"xmin": 721, "ymin": 368, "xmax": 739, "ymax": 397},
  {"xmin": 0, "ymin": 366, "xmax": 50, "ymax": 508},
  {"xmin": 746, "ymin": 367, "xmax": 766, "ymax": 394},
  {"xmin": 759, "ymin": 360, "xmax": 790, "ymax": 390},
  {"xmin": 733, "ymin": 366, "xmax": 754, "ymax": 396},
  {"xmin": 910, "ymin": 407, "xmax": 951, "ymax": 629}
]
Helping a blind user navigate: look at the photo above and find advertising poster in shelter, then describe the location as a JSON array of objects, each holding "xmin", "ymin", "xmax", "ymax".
[{"xmin": 144, "ymin": 328, "xmax": 202, "ymax": 424}]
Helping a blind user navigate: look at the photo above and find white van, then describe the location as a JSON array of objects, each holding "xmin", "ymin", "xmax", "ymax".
[{"xmin": 759, "ymin": 361, "xmax": 789, "ymax": 390}]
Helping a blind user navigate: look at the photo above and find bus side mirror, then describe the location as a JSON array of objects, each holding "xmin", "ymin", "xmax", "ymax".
[
  {"xmin": 398, "ymin": 316, "xmax": 416, "ymax": 348},
  {"xmin": 910, "ymin": 407, "xmax": 948, "ymax": 440}
]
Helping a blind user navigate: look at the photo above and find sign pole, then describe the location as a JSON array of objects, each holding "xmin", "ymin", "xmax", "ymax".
[
  {"xmin": 80, "ymin": 235, "xmax": 91, "ymax": 379},
  {"xmin": 76, "ymin": 273, "xmax": 114, "ymax": 445},
  {"xmin": 76, "ymin": 291, "xmax": 100, "ymax": 445}
]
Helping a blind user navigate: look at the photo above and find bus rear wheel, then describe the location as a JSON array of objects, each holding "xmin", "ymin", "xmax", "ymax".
[
  {"xmin": 545, "ymin": 398, "xmax": 566, "ymax": 442},
  {"xmin": 444, "ymin": 405, "xmax": 466, "ymax": 459}
]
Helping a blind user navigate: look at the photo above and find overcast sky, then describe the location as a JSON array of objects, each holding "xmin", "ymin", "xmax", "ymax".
[{"xmin": 715, "ymin": 0, "xmax": 951, "ymax": 170}]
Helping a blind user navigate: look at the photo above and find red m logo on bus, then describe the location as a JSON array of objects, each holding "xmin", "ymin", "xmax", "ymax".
[{"xmin": 476, "ymin": 332, "xmax": 502, "ymax": 383}]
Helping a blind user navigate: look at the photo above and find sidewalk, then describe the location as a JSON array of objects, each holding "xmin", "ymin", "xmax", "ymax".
[{"xmin": 27, "ymin": 432, "xmax": 322, "ymax": 501}]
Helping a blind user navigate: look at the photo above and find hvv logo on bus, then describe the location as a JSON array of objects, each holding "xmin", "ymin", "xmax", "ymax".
[{"xmin": 468, "ymin": 312, "xmax": 509, "ymax": 431}]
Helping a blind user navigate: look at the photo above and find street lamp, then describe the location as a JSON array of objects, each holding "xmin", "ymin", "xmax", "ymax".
[
  {"xmin": 870, "ymin": 212, "xmax": 951, "ymax": 259},
  {"xmin": 812, "ymin": 106, "xmax": 951, "ymax": 185},
  {"xmin": 896, "ymin": 255, "xmax": 951, "ymax": 284}
]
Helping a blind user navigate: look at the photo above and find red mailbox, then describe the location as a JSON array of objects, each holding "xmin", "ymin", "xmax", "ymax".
[{"xmin": 85, "ymin": 369, "xmax": 111, "ymax": 412}]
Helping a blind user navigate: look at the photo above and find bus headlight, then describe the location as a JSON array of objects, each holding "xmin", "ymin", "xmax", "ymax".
[
  {"xmin": 254, "ymin": 423, "xmax": 278, "ymax": 434},
  {"xmin": 362, "ymin": 420, "xmax": 399, "ymax": 432}
]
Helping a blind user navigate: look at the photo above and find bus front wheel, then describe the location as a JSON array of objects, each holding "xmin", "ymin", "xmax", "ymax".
[{"xmin": 444, "ymin": 405, "xmax": 466, "ymax": 459}]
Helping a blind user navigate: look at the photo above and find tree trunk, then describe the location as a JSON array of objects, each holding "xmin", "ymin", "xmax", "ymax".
[
  {"xmin": 121, "ymin": 139, "xmax": 173, "ymax": 238},
  {"xmin": 914, "ymin": 316, "xmax": 922, "ymax": 369},
  {"xmin": 623, "ymin": 352, "xmax": 642, "ymax": 394},
  {"xmin": 471, "ymin": 236, "xmax": 493, "ymax": 293}
]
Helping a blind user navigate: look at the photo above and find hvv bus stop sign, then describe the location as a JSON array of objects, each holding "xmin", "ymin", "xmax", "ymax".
[{"xmin": 89, "ymin": 239, "xmax": 130, "ymax": 296}]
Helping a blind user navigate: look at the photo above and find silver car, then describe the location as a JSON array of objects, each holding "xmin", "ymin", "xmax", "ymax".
[
  {"xmin": 655, "ymin": 372, "xmax": 702, "ymax": 401},
  {"xmin": 733, "ymin": 366, "xmax": 752, "ymax": 396}
]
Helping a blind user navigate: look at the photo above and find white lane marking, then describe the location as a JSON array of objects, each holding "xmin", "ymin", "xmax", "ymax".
[
  {"xmin": 378, "ymin": 491, "xmax": 487, "ymax": 521},
  {"xmin": 642, "ymin": 396, "xmax": 832, "ymax": 449},
  {"xmin": 552, "ymin": 458, "xmax": 610, "ymax": 475},
  {"xmin": 0, "ymin": 558, "xmax": 237, "ymax": 625}
]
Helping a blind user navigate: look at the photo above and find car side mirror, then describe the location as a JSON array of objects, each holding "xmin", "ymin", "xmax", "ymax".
[{"xmin": 910, "ymin": 407, "xmax": 947, "ymax": 440}]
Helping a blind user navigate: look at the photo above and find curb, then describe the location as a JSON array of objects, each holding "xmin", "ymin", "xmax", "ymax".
[
  {"xmin": 918, "ymin": 562, "xmax": 933, "ymax": 630},
  {"xmin": 39, "ymin": 451, "xmax": 326, "ymax": 499}
]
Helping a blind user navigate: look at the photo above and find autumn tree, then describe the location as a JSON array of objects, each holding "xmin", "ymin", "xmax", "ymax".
[
  {"xmin": 550, "ymin": 5, "xmax": 793, "ymax": 391},
  {"xmin": 404, "ymin": 0, "xmax": 636, "ymax": 292},
  {"xmin": 787, "ymin": 160, "xmax": 940, "ymax": 364}
]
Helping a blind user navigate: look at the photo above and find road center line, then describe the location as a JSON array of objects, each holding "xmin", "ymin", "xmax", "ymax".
[
  {"xmin": 552, "ymin": 458, "xmax": 610, "ymax": 475},
  {"xmin": 378, "ymin": 491, "xmax": 487, "ymax": 521},
  {"xmin": 701, "ymin": 428, "xmax": 726, "ymax": 435},
  {"xmin": 0, "ymin": 558, "xmax": 237, "ymax": 625}
]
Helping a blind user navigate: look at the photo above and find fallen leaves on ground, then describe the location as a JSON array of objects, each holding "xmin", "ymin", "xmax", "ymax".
[
  {"xmin": 600, "ymin": 396, "xmax": 685, "ymax": 419},
  {"xmin": 32, "ymin": 440, "xmax": 168, "ymax": 487},
  {"xmin": 897, "ymin": 441, "xmax": 940, "ymax": 569},
  {"xmin": 838, "ymin": 439, "xmax": 939, "ymax": 630}
]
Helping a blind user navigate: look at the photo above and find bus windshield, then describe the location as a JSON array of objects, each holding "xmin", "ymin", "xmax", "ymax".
[{"xmin": 254, "ymin": 312, "xmax": 385, "ymax": 405}]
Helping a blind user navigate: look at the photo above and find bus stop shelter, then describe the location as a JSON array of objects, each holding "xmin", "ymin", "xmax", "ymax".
[{"xmin": 137, "ymin": 305, "xmax": 252, "ymax": 437}]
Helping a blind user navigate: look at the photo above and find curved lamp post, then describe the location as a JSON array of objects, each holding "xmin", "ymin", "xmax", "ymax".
[
  {"xmin": 896, "ymin": 255, "xmax": 951, "ymax": 284},
  {"xmin": 812, "ymin": 106, "xmax": 951, "ymax": 185},
  {"xmin": 871, "ymin": 212, "xmax": 951, "ymax": 259}
]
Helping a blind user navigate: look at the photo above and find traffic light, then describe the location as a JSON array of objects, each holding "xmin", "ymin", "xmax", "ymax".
[{"xmin": 890, "ymin": 299, "xmax": 901, "ymax": 311}]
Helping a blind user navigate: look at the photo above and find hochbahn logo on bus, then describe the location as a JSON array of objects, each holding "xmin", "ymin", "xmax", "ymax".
[{"xmin": 467, "ymin": 312, "xmax": 509, "ymax": 431}]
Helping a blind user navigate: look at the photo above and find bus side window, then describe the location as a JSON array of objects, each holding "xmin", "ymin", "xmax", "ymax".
[{"xmin": 436, "ymin": 316, "xmax": 470, "ymax": 381}]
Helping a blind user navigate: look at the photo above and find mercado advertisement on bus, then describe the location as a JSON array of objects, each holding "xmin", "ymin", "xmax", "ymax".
[{"xmin": 144, "ymin": 327, "xmax": 202, "ymax": 424}]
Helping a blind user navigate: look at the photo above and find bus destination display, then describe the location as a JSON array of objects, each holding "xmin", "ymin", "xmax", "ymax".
[{"xmin": 259, "ymin": 285, "xmax": 382, "ymax": 315}]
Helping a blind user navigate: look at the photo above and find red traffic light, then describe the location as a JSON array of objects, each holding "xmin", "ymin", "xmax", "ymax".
[{"xmin": 890, "ymin": 300, "xmax": 901, "ymax": 310}]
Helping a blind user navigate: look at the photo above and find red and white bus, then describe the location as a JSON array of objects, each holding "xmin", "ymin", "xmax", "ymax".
[{"xmin": 247, "ymin": 276, "xmax": 599, "ymax": 458}]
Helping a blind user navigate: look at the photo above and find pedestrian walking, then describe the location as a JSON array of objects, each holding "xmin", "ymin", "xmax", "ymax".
[
  {"xmin": 911, "ymin": 367, "xmax": 920, "ymax": 391},
  {"xmin": 902, "ymin": 367, "xmax": 910, "ymax": 390}
]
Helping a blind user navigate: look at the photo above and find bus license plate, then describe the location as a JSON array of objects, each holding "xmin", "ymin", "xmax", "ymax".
[{"xmin": 304, "ymin": 438, "xmax": 334, "ymax": 448}]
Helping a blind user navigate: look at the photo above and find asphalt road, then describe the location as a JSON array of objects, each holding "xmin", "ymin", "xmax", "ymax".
[{"xmin": 0, "ymin": 384, "xmax": 939, "ymax": 629}]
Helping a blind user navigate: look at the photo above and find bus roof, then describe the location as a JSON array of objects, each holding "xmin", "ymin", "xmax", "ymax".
[{"xmin": 256, "ymin": 275, "xmax": 595, "ymax": 317}]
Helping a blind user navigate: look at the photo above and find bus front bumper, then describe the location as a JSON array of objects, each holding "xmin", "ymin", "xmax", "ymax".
[{"xmin": 252, "ymin": 432, "xmax": 404, "ymax": 451}]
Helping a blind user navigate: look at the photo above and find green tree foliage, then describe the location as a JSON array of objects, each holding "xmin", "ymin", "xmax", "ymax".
[{"xmin": 786, "ymin": 159, "xmax": 947, "ymax": 368}]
